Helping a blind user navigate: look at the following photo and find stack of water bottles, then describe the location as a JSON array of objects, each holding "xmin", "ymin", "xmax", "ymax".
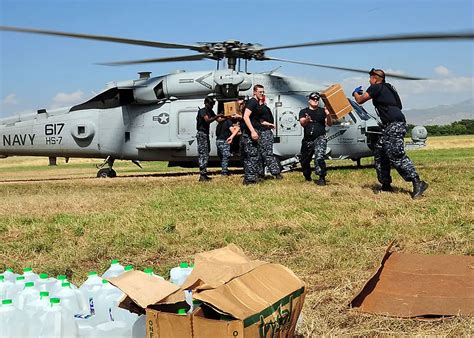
[{"xmin": 0, "ymin": 260, "xmax": 194, "ymax": 338}]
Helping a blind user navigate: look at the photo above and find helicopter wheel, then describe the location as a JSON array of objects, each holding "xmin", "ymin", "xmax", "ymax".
[{"xmin": 97, "ymin": 168, "xmax": 117, "ymax": 178}]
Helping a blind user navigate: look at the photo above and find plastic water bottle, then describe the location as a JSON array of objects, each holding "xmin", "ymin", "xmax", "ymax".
[
  {"xmin": 22, "ymin": 267, "xmax": 39, "ymax": 283},
  {"xmin": 0, "ymin": 275, "xmax": 14, "ymax": 300},
  {"xmin": 132, "ymin": 315, "xmax": 146, "ymax": 338},
  {"xmin": 7, "ymin": 276, "xmax": 27, "ymax": 301},
  {"xmin": 36, "ymin": 273, "xmax": 56, "ymax": 293},
  {"xmin": 170, "ymin": 262, "xmax": 193, "ymax": 286},
  {"xmin": 1, "ymin": 268, "xmax": 19, "ymax": 282},
  {"xmin": 38, "ymin": 298, "xmax": 79, "ymax": 338},
  {"xmin": 79, "ymin": 271, "xmax": 103, "ymax": 318},
  {"xmin": 93, "ymin": 280, "xmax": 123, "ymax": 323},
  {"xmin": 57, "ymin": 282, "xmax": 88, "ymax": 316},
  {"xmin": 94, "ymin": 320, "xmax": 131, "ymax": 337},
  {"xmin": 0, "ymin": 299, "xmax": 28, "ymax": 337},
  {"xmin": 17, "ymin": 281, "xmax": 39, "ymax": 310},
  {"xmin": 102, "ymin": 259, "xmax": 125, "ymax": 278},
  {"xmin": 28, "ymin": 291, "xmax": 50, "ymax": 314},
  {"xmin": 143, "ymin": 268, "xmax": 164, "ymax": 280}
]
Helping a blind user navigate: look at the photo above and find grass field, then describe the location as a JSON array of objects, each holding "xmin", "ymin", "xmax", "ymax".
[{"xmin": 1, "ymin": 135, "xmax": 473, "ymax": 335}]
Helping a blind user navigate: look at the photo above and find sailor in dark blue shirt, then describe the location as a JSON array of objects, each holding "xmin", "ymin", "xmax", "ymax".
[
  {"xmin": 196, "ymin": 97, "xmax": 222, "ymax": 182},
  {"xmin": 353, "ymin": 68, "xmax": 428, "ymax": 198}
]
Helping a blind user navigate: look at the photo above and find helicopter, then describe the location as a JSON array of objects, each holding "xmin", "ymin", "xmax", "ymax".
[{"xmin": 0, "ymin": 26, "xmax": 472, "ymax": 177}]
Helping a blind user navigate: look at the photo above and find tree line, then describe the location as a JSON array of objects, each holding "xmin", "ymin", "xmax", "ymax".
[{"xmin": 407, "ymin": 119, "xmax": 474, "ymax": 136}]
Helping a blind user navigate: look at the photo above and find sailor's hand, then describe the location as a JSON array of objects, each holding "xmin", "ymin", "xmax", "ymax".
[
  {"xmin": 352, "ymin": 86, "xmax": 363, "ymax": 96},
  {"xmin": 226, "ymin": 137, "xmax": 233, "ymax": 144},
  {"xmin": 305, "ymin": 113, "xmax": 313, "ymax": 122},
  {"xmin": 251, "ymin": 131, "xmax": 259, "ymax": 141}
]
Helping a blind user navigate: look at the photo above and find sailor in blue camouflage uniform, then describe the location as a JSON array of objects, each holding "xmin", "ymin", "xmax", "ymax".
[
  {"xmin": 241, "ymin": 84, "xmax": 265, "ymax": 185},
  {"xmin": 353, "ymin": 68, "xmax": 428, "ymax": 198},
  {"xmin": 215, "ymin": 115, "xmax": 240, "ymax": 176},
  {"xmin": 196, "ymin": 97, "xmax": 222, "ymax": 182},
  {"xmin": 257, "ymin": 99, "xmax": 283, "ymax": 180},
  {"xmin": 298, "ymin": 92, "xmax": 332, "ymax": 185}
]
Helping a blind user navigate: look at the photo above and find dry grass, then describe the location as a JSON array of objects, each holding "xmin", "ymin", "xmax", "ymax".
[{"xmin": 0, "ymin": 135, "xmax": 473, "ymax": 336}]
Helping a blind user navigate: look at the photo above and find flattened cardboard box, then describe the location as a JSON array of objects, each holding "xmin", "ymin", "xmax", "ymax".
[
  {"xmin": 320, "ymin": 84, "xmax": 352, "ymax": 120},
  {"xmin": 350, "ymin": 246, "xmax": 474, "ymax": 318}
]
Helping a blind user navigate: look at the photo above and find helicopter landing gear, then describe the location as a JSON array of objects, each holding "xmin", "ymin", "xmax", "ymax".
[{"xmin": 96, "ymin": 156, "xmax": 116, "ymax": 178}]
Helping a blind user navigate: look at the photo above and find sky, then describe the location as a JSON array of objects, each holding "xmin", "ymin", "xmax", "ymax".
[{"xmin": 0, "ymin": 0, "xmax": 473, "ymax": 118}]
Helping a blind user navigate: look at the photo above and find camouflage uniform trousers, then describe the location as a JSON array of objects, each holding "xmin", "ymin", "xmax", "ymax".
[
  {"xmin": 374, "ymin": 121, "xmax": 418, "ymax": 184},
  {"xmin": 196, "ymin": 131, "xmax": 211, "ymax": 175},
  {"xmin": 300, "ymin": 135, "xmax": 328, "ymax": 179},
  {"xmin": 241, "ymin": 133, "xmax": 260, "ymax": 182},
  {"xmin": 257, "ymin": 129, "xmax": 281, "ymax": 176},
  {"xmin": 216, "ymin": 139, "xmax": 231, "ymax": 174}
]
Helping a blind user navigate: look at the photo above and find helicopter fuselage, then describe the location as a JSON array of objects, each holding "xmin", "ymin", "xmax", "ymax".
[{"xmin": 0, "ymin": 71, "xmax": 379, "ymax": 170}]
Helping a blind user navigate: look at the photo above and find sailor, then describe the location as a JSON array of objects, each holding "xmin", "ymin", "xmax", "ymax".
[
  {"xmin": 257, "ymin": 96, "xmax": 283, "ymax": 180},
  {"xmin": 353, "ymin": 68, "xmax": 428, "ymax": 198},
  {"xmin": 196, "ymin": 97, "xmax": 222, "ymax": 182},
  {"xmin": 241, "ymin": 84, "xmax": 265, "ymax": 185},
  {"xmin": 215, "ymin": 114, "xmax": 240, "ymax": 176},
  {"xmin": 298, "ymin": 92, "xmax": 332, "ymax": 185}
]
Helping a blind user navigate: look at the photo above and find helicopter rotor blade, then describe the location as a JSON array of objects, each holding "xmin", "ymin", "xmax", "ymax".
[
  {"xmin": 0, "ymin": 26, "xmax": 205, "ymax": 51},
  {"xmin": 97, "ymin": 53, "xmax": 213, "ymax": 66},
  {"xmin": 263, "ymin": 57, "xmax": 425, "ymax": 80},
  {"xmin": 262, "ymin": 31, "xmax": 474, "ymax": 52}
]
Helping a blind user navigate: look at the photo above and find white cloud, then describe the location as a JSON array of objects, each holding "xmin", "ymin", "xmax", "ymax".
[
  {"xmin": 434, "ymin": 65, "xmax": 451, "ymax": 77},
  {"xmin": 51, "ymin": 90, "xmax": 84, "ymax": 109},
  {"xmin": 2, "ymin": 93, "xmax": 18, "ymax": 105}
]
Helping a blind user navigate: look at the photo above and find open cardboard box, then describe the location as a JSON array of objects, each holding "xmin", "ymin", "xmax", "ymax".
[{"xmin": 108, "ymin": 244, "xmax": 305, "ymax": 337}]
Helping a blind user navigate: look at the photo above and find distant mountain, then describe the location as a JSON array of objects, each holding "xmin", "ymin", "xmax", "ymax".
[{"xmin": 404, "ymin": 99, "xmax": 474, "ymax": 126}]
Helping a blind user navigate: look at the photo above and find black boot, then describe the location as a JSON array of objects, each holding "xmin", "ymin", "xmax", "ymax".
[
  {"xmin": 381, "ymin": 183, "xmax": 394, "ymax": 192},
  {"xmin": 411, "ymin": 177, "xmax": 428, "ymax": 199},
  {"xmin": 315, "ymin": 176, "xmax": 326, "ymax": 186},
  {"xmin": 199, "ymin": 174, "xmax": 212, "ymax": 182}
]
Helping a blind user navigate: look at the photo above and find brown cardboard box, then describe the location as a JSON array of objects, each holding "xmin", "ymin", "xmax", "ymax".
[
  {"xmin": 109, "ymin": 244, "xmax": 305, "ymax": 338},
  {"xmin": 224, "ymin": 101, "xmax": 241, "ymax": 117},
  {"xmin": 350, "ymin": 243, "xmax": 474, "ymax": 318},
  {"xmin": 320, "ymin": 84, "xmax": 352, "ymax": 120}
]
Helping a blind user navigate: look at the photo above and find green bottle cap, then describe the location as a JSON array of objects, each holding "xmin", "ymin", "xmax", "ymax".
[
  {"xmin": 179, "ymin": 262, "xmax": 189, "ymax": 268},
  {"xmin": 40, "ymin": 291, "xmax": 49, "ymax": 297},
  {"xmin": 144, "ymin": 268, "xmax": 153, "ymax": 275},
  {"xmin": 39, "ymin": 273, "xmax": 48, "ymax": 279},
  {"xmin": 62, "ymin": 282, "xmax": 71, "ymax": 287},
  {"xmin": 0, "ymin": 275, "xmax": 4, "ymax": 281},
  {"xmin": 25, "ymin": 282, "xmax": 34, "ymax": 288},
  {"xmin": 102, "ymin": 279, "xmax": 109, "ymax": 284},
  {"xmin": 50, "ymin": 298, "xmax": 60, "ymax": 304},
  {"xmin": 177, "ymin": 308, "xmax": 187, "ymax": 315},
  {"xmin": 16, "ymin": 276, "xmax": 25, "ymax": 281},
  {"xmin": 6, "ymin": 268, "xmax": 14, "ymax": 273},
  {"xmin": 88, "ymin": 271, "xmax": 98, "ymax": 276},
  {"xmin": 111, "ymin": 259, "xmax": 119, "ymax": 264},
  {"xmin": 57, "ymin": 275, "xmax": 67, "ymax": 280},
  {"xmin": 23, "ymin": 267, "xmax": 33, "ymax": 273},
  {"xmin": 2, "ymin": 299, "xmax": 13, "ymax": 305},
  {"xmin": 124, "ymin": 265, "xmax": 133, "ymax": 271}
]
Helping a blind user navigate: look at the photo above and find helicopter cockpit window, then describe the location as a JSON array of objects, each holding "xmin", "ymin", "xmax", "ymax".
[
  {"xmin": 70, "ymin": 88, "xmax": 135, "ymax": 112},
  {"xmin": 349, "ymin": 100, "xmax": 371, "ymax": 121}
]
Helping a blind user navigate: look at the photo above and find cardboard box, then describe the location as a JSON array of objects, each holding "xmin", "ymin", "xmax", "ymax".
[
  {"xmin": 109, "ymin": 244, "xmax": 305, "ymax": 338},
  {"xmin": 224, "ymin": 101, "xmax": 241, "ymax": 117},
  {"xmin": 350, "ymin": 243, "xmax": 474, "ymax": 318},
  {"xmin": 320, "ymin": 84, "xmax": 352, "ymax": 120}
]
